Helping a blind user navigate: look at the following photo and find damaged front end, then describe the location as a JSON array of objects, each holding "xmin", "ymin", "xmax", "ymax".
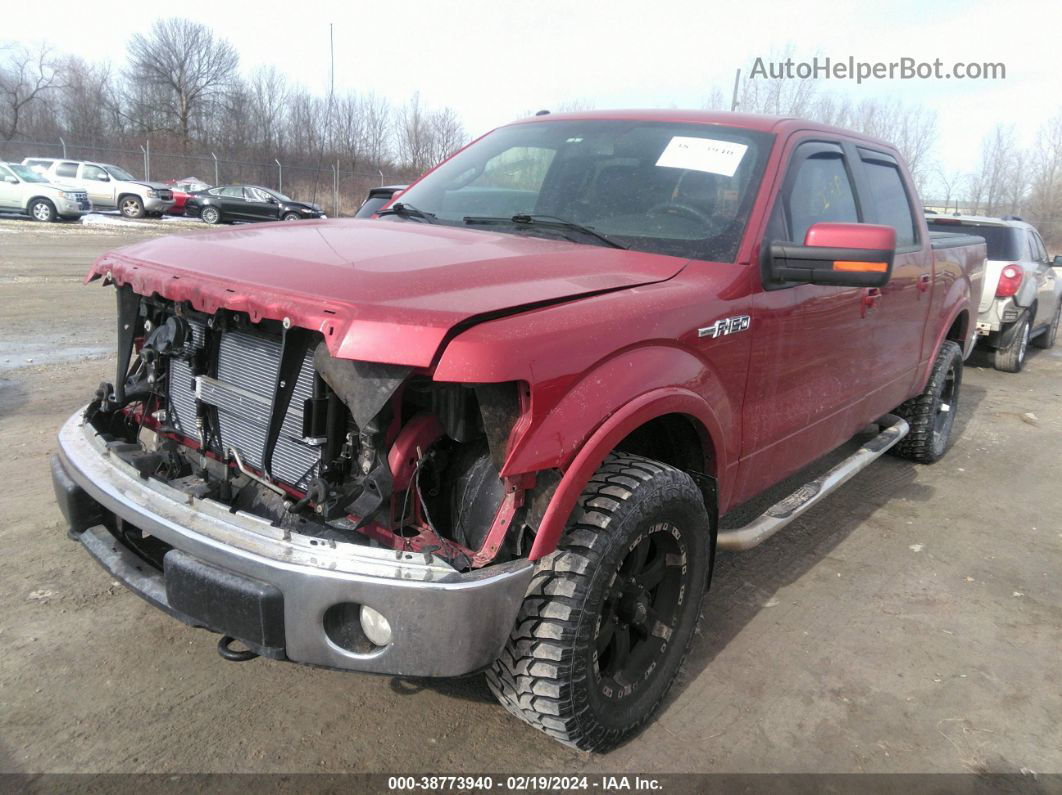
[{"xmin": 55, "ymin": 285, "xmax": 549, "ymax": 675}]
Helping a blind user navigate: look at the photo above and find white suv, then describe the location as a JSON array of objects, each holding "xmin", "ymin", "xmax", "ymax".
[
  {"xmin": 927, "ymin": 214, "xmax": 1062, "ymax": 372},
  {"xmin": 0, "ymin": 162, "xmax": 91, "ymax": 221},
  {"xmin": 22, "ymin": 158, "xmax": 175, "ymax": 218}
]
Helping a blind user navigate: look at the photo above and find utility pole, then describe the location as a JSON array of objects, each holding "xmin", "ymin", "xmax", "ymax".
[
  {"xmin": 212, "ymin": 152, "xmax": 219, "ymax": 186},
  {"xmin": 730, "ymin": 68, "xmax": 742, "ymax": 112},
  {"xmin": 59, "ymin": 137, "xmax": 67, "ymax": 158},
  {"xmin": 275, "ymin": 159, "xmax": 282, "ymax": 194}
]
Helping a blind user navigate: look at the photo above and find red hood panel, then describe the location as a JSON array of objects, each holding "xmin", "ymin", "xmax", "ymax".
[{"xmin": 90, "ymin": 220, "xmax": 688, "ymax": 367}]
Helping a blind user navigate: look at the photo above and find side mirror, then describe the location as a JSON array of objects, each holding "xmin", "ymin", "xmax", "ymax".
[
  {"xmin": 768, "ymin": 223, "xmax": 896, "ymax": 288},
  {"xmin": 96, "ymin": 173, "xmax": 110, "ymax": 181},
  {"xmin": 267, "ymin": 196, "xmax": 278, "ymax": 204},
  {"xmin": 1053, "ymin": 255, "xmax": 1062, "ymax": 267},
  {"xmin": 3, "ymin": 175, "xmax": 18, "ymax": 184}
]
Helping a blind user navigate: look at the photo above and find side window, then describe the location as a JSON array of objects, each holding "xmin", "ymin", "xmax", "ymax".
[
  {"xmin": 245, "ymin": 187, "xmax": 269, "ymax": 202},
  {"xmin": 81, "ymin": 164, "xmax": 108, "ymax": 181},
  {"xmin": 1029, "ymin": 232, "xmax": 1047, "ymax": 263},
  {"xmin": 55, "ymin": 162, "xmax": 79, "ymax": 178},
  {"xmin": 220, "ymin": 187, "xmax": 244, "ymax": 198},
  {"xmin": 207, "ymin": 187, "xmax": 223, "ymax": 196},
  {"xmin": 860, "ymin": 156, "xmax": 917, "ymax": 248},
  {"xmin": 786, "ymin": 150, "xmax": 859, "ymax": 243}
]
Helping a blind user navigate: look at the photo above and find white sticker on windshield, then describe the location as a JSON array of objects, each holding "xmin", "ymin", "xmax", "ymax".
[{"xmin": 655, "ymin": 137, "xmax": 748, "ymax": 177}]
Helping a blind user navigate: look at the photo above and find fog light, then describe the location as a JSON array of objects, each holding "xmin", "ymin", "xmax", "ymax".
[{"xmin": 359, "ymin": 605, "xmax": 393, "ymax": 647}]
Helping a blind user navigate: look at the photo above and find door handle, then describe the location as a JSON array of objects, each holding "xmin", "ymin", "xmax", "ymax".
[
  {"xmin": 861, "ymin": 287, "xmax": 881, "ymax": 318},
  {"xmin": 918, "ymin": 273, "xmax": 932, "ymax": 293}
]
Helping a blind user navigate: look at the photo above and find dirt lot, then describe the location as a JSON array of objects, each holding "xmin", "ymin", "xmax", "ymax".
[{"xmin": 0, "ymin": 216, "xmax": 1059, "ymax": 775}]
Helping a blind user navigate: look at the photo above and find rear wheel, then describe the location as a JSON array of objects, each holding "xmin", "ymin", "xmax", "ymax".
[
  {"xmin": 119, "ymin": 195, "xmax": 144, "ymax": 219},
  {"xmin": 993, "ymin": 314, "xmax": 1030, "ymax": 372},
  {"xmin": 29, "ymin": 198, "xmax": 56, "ymax": 222},
  {"xmin": 487, "ymin": 453, "xmax": 710, "ymax": 752},
  {"xmin": 889, "ymin": 340, "xmax": 963, "ymax": 464},
  {"xmin": 200, "ymin": 206, "xmax": 221, "ymax": 225},
  {"xmin": 1032, "ymin": 302, "xmax": 1060, "ymax": 349}
]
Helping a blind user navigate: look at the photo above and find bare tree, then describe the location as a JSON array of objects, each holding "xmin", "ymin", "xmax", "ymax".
[
  {"xmin": 361, "ymin": 92, "xmax": 393, "ymax": 168},
  {"xmin": 126, "ymin": 18, "xmax": 238, "ymax": 146},
  {"xmin": 739, "ymin": 45, "xmax": 817, "ymax": 116},
  {"xmin": 397, "ymin": 92, "xmax": 434, "ymax": 174},
  {"xmin": 969, "ymin": 124, "xmax": 1023, "ymax": 216},
  {"xmin": 1026, "ymin": 110, "xmax": 1062, "ymax": 247},
  {"xmin": 0, "ymin": 43, "xmax": 59, "ymax": 141}
]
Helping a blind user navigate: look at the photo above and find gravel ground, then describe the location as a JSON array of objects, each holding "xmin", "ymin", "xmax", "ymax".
[{"xmin": 0, "ymin": 217, "xmax": 1059, "ymax": 776}]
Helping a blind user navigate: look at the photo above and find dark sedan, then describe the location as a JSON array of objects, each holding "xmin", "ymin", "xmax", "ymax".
[{"xmin": 186, "ymin": 185, "xmax": 324, "ymax": 224}]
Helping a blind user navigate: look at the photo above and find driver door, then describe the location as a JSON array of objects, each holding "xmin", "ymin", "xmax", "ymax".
[
  {"xmin": 243, "ymin": 187, "xmax": 280, "ymax": 221},
  {"xmin": 735, "ymin": 139, "xmax": 878, "ymax": 503},
  {"xmin": 0, "ymin": 165, "xmax": 19, "ymax": 209},
  {"xmin": 79, "ymin": 164, "xmax": 114, "ymax": 207}
]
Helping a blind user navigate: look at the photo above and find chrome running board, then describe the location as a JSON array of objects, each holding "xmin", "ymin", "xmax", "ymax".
[{"xmin": 717, "ymin": 414, "xmax": 909, "ymax": 551}]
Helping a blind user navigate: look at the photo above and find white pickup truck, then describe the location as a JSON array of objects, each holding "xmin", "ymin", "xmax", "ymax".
[{"xmin": 0, "ymin": 162, "xmax": 91, "ymax": 221}]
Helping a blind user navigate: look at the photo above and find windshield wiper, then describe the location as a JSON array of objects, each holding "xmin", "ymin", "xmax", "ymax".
[
  {"xmin": 463, "ymin": 214, "xmax": 627, "ymax": 249},
  {"xmin": 378, "ymin": 202, "xmax": 439, "ymax": 223}
]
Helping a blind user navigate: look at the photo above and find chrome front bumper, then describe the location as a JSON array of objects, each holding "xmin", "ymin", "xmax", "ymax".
[
  {"xmin": 143, "ymin": 197, "xmax": 176, "ymax": 213},
  {"xmin": 53, "ymin": 410, "xmax": 533, "ymax": 676}
]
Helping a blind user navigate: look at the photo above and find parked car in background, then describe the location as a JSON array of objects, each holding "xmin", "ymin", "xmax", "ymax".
[
  {"xmin": 354, "ymin": 185, "xmax": 406, "ymax": 218},
  {"xmin": 21, "ymin": 158, "xmax": 175, "ymax": 218},
  {"xmin": 0, "ymin": 162, "xmax": 91, "ymax": 221},
  {"xmin": 166, "ymin": 177, "xmax": 212, "ymax": 216},
  {"xmin": 185, "ymin": 185, "xmax": 324, "ymax": 224},
  {"xmin": 927, "ymin": 214, "xmax": 1061, "ymax": 371}
]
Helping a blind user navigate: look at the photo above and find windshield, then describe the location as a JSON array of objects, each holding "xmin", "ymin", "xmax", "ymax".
[
  {"xmin": 7, "ymin": 164, "xmax": 48, "ymax": 183},
  {"xmin": 103, "ymin": 164, "xmax": 137, "ymax": 181},
  {"xmin": 926, "ymin": 221, "xmax": 1022, "ymax": 260},
  {"xmin": 393, "ymin": 120, "xmax": 773, "ymax": 261}
]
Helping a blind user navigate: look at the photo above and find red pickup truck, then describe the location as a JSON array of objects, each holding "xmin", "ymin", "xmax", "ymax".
[{"xmin": 52, "ymin": 110, "xmax": 984, "ymax": 752}]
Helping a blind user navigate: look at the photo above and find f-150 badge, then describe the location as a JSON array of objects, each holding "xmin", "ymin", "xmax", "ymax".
[{"xmin": 698, "ymin": 315, "xmax": 751, "ymax": 338}]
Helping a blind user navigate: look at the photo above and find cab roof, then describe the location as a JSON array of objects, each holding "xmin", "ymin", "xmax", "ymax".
[{"xmin": 506, "ymin": 109, "xmax": 895, "ymax": 148}]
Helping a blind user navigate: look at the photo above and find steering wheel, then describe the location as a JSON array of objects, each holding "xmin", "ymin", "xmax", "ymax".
[{"xmin": 647, "ymin": 202, "xmax": 714, "ymax": 226}]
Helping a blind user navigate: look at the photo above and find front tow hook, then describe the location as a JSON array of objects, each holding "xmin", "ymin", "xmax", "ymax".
[{"xmin": 217, "ymin": 635, "xmax": 259, "ymax": 662}]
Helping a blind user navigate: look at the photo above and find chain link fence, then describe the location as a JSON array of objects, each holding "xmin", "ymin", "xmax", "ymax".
[{"xmin": 0, "ymin": 138, "xmax": 410, "ymax": 217}]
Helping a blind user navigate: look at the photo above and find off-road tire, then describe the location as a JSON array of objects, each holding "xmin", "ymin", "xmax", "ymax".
[
  {"xmin": 486, "ymin": 453, "xmax": 711, "ymax": 753},
  {"xmin": 119, "ymin": 195, "xmax": 144, "ymax": 219},
  {"xmin": 889, "ymin": 340, "xmax": 963, "ymax": 464},
  {"xmin": 993, "ymin": 313, "xmax": 1031, "ymax": 372},
  {"xmin": 200, "ymin": 206, "xmax": 221, "ymax": 225},
  {"xmin": 1031, "ymin": 302, "xmax": 1060, "ymax": 349},
  {"xmin": 29, "ymin": 198, "xmax": 56, "ymax": 222}
]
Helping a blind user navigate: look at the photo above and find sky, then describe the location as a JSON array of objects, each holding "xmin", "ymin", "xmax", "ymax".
[{"xmin": 7, "ymin": 0, "xmax": 1060, "ymax": 194}]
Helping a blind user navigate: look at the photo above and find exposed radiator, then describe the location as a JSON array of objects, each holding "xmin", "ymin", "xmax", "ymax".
[{"xmin": 167, "ymin": 323, "xmax": 321, "ymax": 490}]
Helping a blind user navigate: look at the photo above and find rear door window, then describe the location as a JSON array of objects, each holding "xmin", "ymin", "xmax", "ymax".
[
  {"xmin": 925, "ymin": 221, "xmax": 1023, "ymax": 260},
  {"xmin": 858, "ymin": 152, "xmax": 918, "ymax": 248},
  {"xmin": 55, "ymin": 162, "xmax": 79, "ymax": 178}
]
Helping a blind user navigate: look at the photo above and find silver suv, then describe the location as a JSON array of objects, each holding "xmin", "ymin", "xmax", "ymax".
[
  {"xmin": 22, "ymin": 158, "xmax": 175, "ymax": 218},
  {"xmin": 0, "ymin": 162, "xmax": 91, "ymax": 221},
  {"xmin": 927, "ymin": 214, "xmax": 1061, "ymax": 372}
]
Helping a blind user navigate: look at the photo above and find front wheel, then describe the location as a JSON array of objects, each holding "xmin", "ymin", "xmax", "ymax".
[
  {"xmin": 1032, "ymin": 301, "xmax": 1060, "ymax": 350},
  {"xmin": 29, "ymin": 199, "xmax": 56, "ymax": 222},
  {"xmin": 119, "ymin": 195, "xmax": 144, "ymax": 219},
  {"xmin": 889, "ymin": 340, "xmax": 963, "ymax": 464},
  {"xmin": 200, "ymin": 206, "xmax": 221, "ymax": 225},
  {"xmin": 281, "ymin": 212, "xmax": 301, "ymax": 221},
  {"xmin": 487, "ymin": 453, "xmax": 710, "ymax": 752},
  {"xmin": 993, "ymin": 314, "xmax": 1030, "ymax": 372}
]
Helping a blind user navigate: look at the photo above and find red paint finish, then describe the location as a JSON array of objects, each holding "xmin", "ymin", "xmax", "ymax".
[
  {"xmin": 91, "ymin": 111, "xmax": 983, "ymax": 562},
  {"xmin": 87, "ymin": 221, "xmax": 687, "ymax": 368}
]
